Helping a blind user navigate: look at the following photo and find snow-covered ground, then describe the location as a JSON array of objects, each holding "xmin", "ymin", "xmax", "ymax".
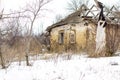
[{"xmin": 0, "ymin": 54, "xmax": 120, "ymax": 80}]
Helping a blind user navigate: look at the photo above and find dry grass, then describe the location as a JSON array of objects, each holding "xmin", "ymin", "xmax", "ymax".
[
  {"xmin": 89, "ymin": 52, "xmax": 112, "ymax": 58},
  {"xmin": 0, "ymin": 37, "xmax": 44, "ymax": 67}
]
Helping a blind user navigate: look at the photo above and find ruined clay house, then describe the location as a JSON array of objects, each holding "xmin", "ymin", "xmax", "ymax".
[{"xmin": 46, "ymin": 4, "xmax": 120, "ymax": 55}]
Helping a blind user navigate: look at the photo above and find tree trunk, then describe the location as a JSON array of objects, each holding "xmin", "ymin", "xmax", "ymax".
[
  {"xmin": 25, "ymin": 40, "xmax": 30, "ymax": 66},
  {"xmin": 0, "ymin": 48, "xmax": 6, "ymax": 69},
  {"xmin": 25, "ymin": 53, "xmax": 29, "ymax": 66}
]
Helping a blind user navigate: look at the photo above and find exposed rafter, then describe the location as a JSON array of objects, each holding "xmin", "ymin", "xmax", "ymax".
[{"xmin": 80, "ymin": 4, "xmax": 120, "ymax": 24}]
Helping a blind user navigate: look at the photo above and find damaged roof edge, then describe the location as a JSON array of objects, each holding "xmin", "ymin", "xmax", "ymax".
[
  {"xmin": 45, "ymin": 4, "xmax": 86, "ymax": 32},
  {"xmin": 46, "ymin": 21, "xmax": 68, "ymax": 32}
]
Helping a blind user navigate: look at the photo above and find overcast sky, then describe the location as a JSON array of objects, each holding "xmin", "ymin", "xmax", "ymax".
[{"xmin": 0, "ymin": 0, "xmax": 119, "ymax": 33}]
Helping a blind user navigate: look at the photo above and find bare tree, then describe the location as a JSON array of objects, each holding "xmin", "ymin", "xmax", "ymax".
[
  {"xmin": 0, "ymin": 9, "xmax": 3, "ymax": 19},
  {"xmin": 66, "ymin": 0, "xmax": 89, "ymax": 12},
  {"xmin": 0, "ymin": 17, "xmax": 22, "ymax": 69},
  {"xmin": 116, "ymin": 0, "xmax": 120, "ymax": 10},
  {"xmin": 0, "ymin": 19, "xmax": 10, "ymax": 69},
  {"xmin": 22, "ymin": 0, "xmax": 52, "ymax": 66},
  {"xmin": 0, "ymin": 0, "xmax": 24, "ymax": 68},
  {"xmin": 0, "ymin": 32, "xmax": 6, "ymax": 69},
  {"xmin": 53, "ymin": 14, "xmax": 63, "ymax": 23}
]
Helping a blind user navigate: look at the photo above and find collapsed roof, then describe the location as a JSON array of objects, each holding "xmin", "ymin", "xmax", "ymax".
[{"xmin": 46, "ymin": 4, "xmax": 120, "ymax": 32}]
